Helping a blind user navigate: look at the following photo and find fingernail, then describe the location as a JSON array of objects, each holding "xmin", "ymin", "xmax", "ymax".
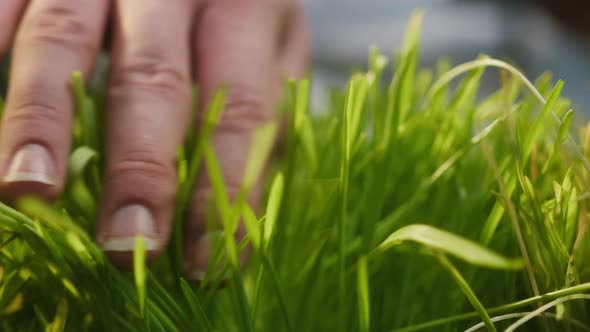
[
  {"xmin": 99, "ymin": 204, "xmax": 160, "ymax": 252},
  {"xmin": 3, "ymin": 144, "xmax": 55, "ymax": 185},
  {"xmin": 187, "ymin": 231, "xmax": 225, "ymax": 280}
]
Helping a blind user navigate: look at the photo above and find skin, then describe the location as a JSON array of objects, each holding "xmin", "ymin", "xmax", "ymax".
[{"xmin": 0, "ymin": 0, "xmax": 307, "ymax": 275}]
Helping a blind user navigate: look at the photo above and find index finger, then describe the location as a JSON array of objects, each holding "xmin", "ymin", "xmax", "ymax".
[{"xmin": 0, "ymin": 1, "xmax": 108, "ymax": 199}]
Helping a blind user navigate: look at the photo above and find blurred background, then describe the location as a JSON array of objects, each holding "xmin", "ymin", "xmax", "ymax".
[
  {"xmin": 2, "ymin": 0, "xmax": 590, "ymax": 115},
  {"xmin": 303, "ymin": 0, "xmax": 590, "ymax": 115}
]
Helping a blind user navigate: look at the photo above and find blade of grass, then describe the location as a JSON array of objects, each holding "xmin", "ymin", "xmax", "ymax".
[
  {"xmin": 392, "ymin": 282, "xmax": 590, "ymax": 332},
  {"xmin": 46, "ymin": 298, "xmax": 68, "ymax": 332},
  {"xmin": 293, "ymin": 79, "xmax": 318, "ymax": 170},
  {"xmin": 240, "ymin": 122, "xmax": 278, "ymax": 198},
  {"xmin": 426, "ymin": 58, "xmax": 590, "ymax": 174},
  {"xmin": 374, "ymin": 224, "xmax": 522, "ymax": 269},
  {"xmin": 241, "ymin": 203, "xmax": 261, "ymax": 252},
  {"xmin": 169, "ymin": 90, "xmax": 226, "ymax": 277},
  {"xmin": 250, "ymin": 265, "xmax": 265, "ymax": 320},
  {"xmin": 338, "ymin": 78, "xmax": 355, "ymax": 331},
  {"xmin": 558, "ymin": 109, "xmax": 574, "ymax": 143},
  {"xmin": 133, "ymin": 236, "xmax": 147, "ymax": 318},
  {"xmin": 434, "ymin": 252, "xmax": 496, "ymax": 332},
  {"xmin": 522, "ymin": 80, "xmax": 563, "ymax": 162},
  {"xmin": 465, "ymin": 312, "xmax": 590, "ymax": 332},
  {"xmin": 357, "ymin": 255, "xmax": 370, "ymax": 332},
  {"xmin": 382, "ymin": 10, "xmax": 423, "ymax": 148},
  {"xmin": 203, "ymin": 142, "xmax": 253, "ymax": 332},
  {"xmin": 263, "ymin": 255, "xmax": 293, "ymax": 332},
  {"xmin": 179, "ymin": 279, "xmax": 213, "ymax": 332},
  {"xmin": 71, "ymin": 72, "xmax": 98, "ymax": 150},
  {"xmin": 480, "ymin": 137, "xmax": 541, "ymax": 297},
  {"xmin": 263, "ymin": 173, "xmax": 284, "ymax": 252},
  {"xmin": 68, "ymin": 146, "xmax": 97, "ymax": 179},
  {"xmin": 504, "ymin": 294, "xmax": 590, "ymax": 332}
]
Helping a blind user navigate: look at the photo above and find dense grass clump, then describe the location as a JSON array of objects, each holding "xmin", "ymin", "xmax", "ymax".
[{"xmin": 2, "ymin": 11, "xmax": 590, "ymax": 331}]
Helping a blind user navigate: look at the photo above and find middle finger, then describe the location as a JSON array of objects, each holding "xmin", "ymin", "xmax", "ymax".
[{"xmin": 95, "ymin": 0, "xmax": 194, "ymax": 267}]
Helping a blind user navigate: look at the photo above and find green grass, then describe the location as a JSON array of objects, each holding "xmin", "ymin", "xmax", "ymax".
[{"xmin": 1, "ymin": 10, "xmax": 590, "ymax": 331}]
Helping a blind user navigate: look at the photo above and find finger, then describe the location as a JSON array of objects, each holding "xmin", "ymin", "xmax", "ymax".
[
  {"xmin": 95, "ymin": 0, "xmax": 194, "ymax": 268},
  {"xmin": 185, "ymin": 0, "xmax": 283, "ymax": 277},
  {"xmin": 0, "ymin": 0, "xmax": 27, "ymax": 57},
  {"xmin": 278, "ymin": 4, "xmax": 309, "ymax": 80},
  {"xmin": 275, "ymin": 4, "xmax": 309, "ymax": 149},
  {"xmin": 0, "ymin": 0, "xmax": 108, "ymax": 199}
]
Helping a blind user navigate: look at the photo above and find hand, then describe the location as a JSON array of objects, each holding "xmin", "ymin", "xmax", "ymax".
[{"xmin": 0, "ymin": 0, "xmax": 307, "ymax": 274}]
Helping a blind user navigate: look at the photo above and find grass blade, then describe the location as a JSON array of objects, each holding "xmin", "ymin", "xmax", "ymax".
[
  {"xmin": 392, "ymin": 283, "xmax": 590, "ymax": 331},
  {"xmin": 435, "ymin": 253, "xmax": 496, "ymax": 332},
  {"xmin": 522, "ymin": 80, "xmax": 564, "ymax": 161},
  {"xmin": 376, "ymin": 224, "xmax": 522, "ymax": 269},
  {"xmin": 133, "ymin": 236, "xmax": 147, "ymax": 317},
  {"xmin": 241, "ymin": 122, "xmax": 277, "ymax": 196},
  {"xmin": 179, "ymin": 279, "xmax": 213, "ymax": 332},
  {"xmin": 357, "ymin": 256, "xmax": 370, "ymax": 332},
  {"xmin": 263, "ymin": 173, "xmax": 284, "ymax": 252},
  {"xmin": 241, "ymin": 203, "xmax": 261, "ymax": 252},
  {"xmin": 558, "ymin": 109, "xmax": 574, "ymax": 143},
  {"xmin": 263, "ymin": 256, "xmax": 293, "ymax": 332},
  {"xmin": 504, "ymin": 295, "xmax": 590, "ymax": 332}
]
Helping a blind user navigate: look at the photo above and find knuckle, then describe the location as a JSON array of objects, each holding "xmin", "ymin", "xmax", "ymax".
[
  {"xmin": 215, "ymin": 83, "xmax": 273, "ymax": 132},
  {"xmin": 189, "ymin": 184, "xmax": 241, "ymax": 230},
  {"xmin": 207, "ymin": 0, "xmax": 281, "ymax": 13},
  {"xmin": 109, "ymin": 57, "xmax": 190, "ymax": 102},
  {"xmin": 107, "ymin": 151, "xmax": 176, "ymax": 185},
  {"xmin": 1, "ymin": 101, "xmax": 68, "ymax": 154},
  {"xmin": 5, "ymin": 100, "xmax": 67, "ymax": 130},
  {"xmin": 22, "ymin": 4, "xmax": 98, "ymax": 56},
  {"xmin": 104, "ymin": 150, "xmax": 178, "ymax": 205},
  {"xmin": 192, "ymin": 184, "xmax": 241, "ymax": 205}
]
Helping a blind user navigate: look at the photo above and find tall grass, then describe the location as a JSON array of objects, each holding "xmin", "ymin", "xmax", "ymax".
[{"xmin": 1, "ymin": 10, "xmax": 590, "ymax": 331}]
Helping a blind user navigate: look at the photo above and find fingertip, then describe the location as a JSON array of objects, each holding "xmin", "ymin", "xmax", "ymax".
[
  {"xmin": 98, "ymin": 204, "xmax": 159, "ymax": 249},
  {"xmin": 0, "ymin": 143, "xmax": 62, "ymax": 201},
  {"xmin": 97, "ymin": 204, "xmax": 166, "ymax": 268},
  {"xmin": 184, "ymin": 230, "xmax": 224, "ymax": 278},
  {"xmin": 184, "ymin": 218, "xmax": 251, "ymax": 283},
  {"xmin": 3, "ymin": 143, "xmax": 56, "ymax": 185}
]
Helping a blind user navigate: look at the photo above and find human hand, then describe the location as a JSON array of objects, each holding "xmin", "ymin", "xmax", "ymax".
[{"xmin": 0, "ymin": 0, "xmax": 307, "ymax": 274}]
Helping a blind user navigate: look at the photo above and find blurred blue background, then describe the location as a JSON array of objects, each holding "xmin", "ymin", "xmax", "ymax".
[{"xmin": 303, "ymin": 0, "xmax": 590, "ymax": 115}]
